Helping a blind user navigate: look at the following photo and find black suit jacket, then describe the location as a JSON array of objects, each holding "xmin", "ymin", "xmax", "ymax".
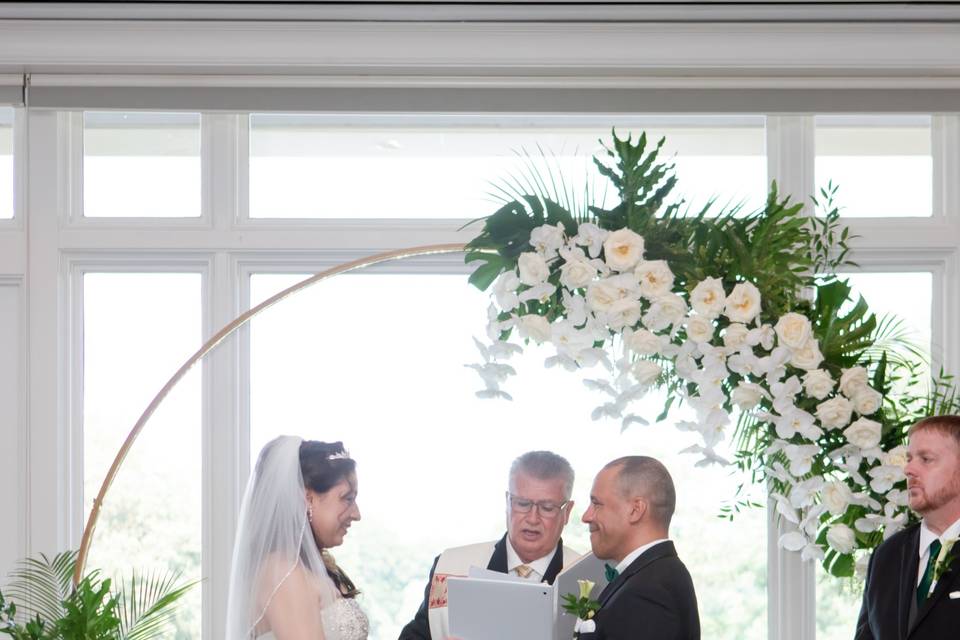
[
  {"xmin": 580, "ymin": 541, "xmax": 699, "ymax": 640},
  {"xmin": 855, "ymin": 523, "xmax": 960, "ymax": 640},
  {"xmin": 397, "ymin": 533, "xmax": 567, "ymax": 640}
]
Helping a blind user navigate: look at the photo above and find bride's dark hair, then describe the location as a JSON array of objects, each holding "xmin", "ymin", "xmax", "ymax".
[{"xmin": 299, "ymin": 440, "xmax": 360, "ymax": 598}]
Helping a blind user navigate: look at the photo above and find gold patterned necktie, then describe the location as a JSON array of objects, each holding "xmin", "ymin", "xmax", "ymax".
[{"xmin": 515, "ymin": 564, "xmax": 534, "ymax": 579}]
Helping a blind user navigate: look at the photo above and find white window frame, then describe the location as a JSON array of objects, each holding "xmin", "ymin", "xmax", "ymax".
[{"xmin": 4, "ymin": 15, "xmax": 959, "ymax": 640}]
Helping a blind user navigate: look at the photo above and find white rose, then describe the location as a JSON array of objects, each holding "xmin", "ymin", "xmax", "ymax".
[
  {"xmin": 632, "ymin": 360, "xmax": 662, "ymax": 386},
  {"xmin": 816, "ymin": 396, "xmax": 854, "ymax": 430},
  {"xmin": 635, "ymin": 260, "xmax": 675, "ymax": 299},
  {"xmin": 586, "ymin": 274, "xmax": 638, "ymax": 313},
  {"xmin": 724, "ymin": 282, "xmax": 762, "ymax": 324},
  {"xmin": 732, "ymin": 383, "xmax": 765, "ymax": 410},
  {"xmin": 517, "ymin": 252, "xmax": 549, "ymax": 286},
  {"xmin": 884, "ymin": 445, "xmax": 908, "ymax": 468},
  {"xmin": 843, "ymin": 417, "xmax": 882, "ymax": 449},
  {"xmin": 826, "ymin": 523, "xmax": 856, "ymax": 555},
  {"xmin": 723, "ymin": 323, "xmax": 750, "ymax": 349},
  {"xmin": 690, "ymin": 277, "xmax": 727, "ymax": 319},
  {"xmin": 529, "ymin": 223, "xmax": 565, "ymax": 256},
  {"xmin": 802, "ymin": 369, "xmax": 835, "ymax": 400},
  {"xmin": 790, "ymin": 339, "xmax": 824, "ymax": 371},
  {"xmin": 685, "ymin": 315, "xmax": 715, "ymax": 344},
  {"xmin": 560, "ymin": 259, "xmax": 597, "ymax": 290},
  {"xmin": 606, "ymin": 298, "xmax": 643, "ymax": 330},
  {"xmin": 602, "ymin": 228, "xmax": 645, "ymax": 272},
  {"xmin": 775, "ymin": 313, "xmax": 813, "ymax": 350},
  {"xmin": 518, "ymin": 314, "xmax": 551, "ymax": 344},
  {"xmin": 626, "ymin": 328, "xmax": 662, "ymax": 356},
  {"xmin": 643, "ymin": 293, "xmax": 688, "ymax": 332},
  {"xmin": 839, "ymin": 367, "xmax": 870, "ymax": 398},
  {"xmin": 852, "ymin": 387, "xmax": 882, "ymax": 416},
  {"xmin": 821, "ymin": 481, "xmax": 854, "ymax": 516}
]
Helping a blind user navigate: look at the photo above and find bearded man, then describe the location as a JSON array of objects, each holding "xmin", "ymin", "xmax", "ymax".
[{"xmin": 855, "ymin": 415, "xmax": 960, "ymax": 639}]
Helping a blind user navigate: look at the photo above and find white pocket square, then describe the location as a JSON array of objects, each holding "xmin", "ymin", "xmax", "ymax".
[{"xmin": 950, "ymin": 591, "xmax": 960, "ymax": 600}]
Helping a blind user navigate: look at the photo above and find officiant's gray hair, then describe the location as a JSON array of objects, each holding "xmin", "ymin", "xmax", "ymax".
[
  {"xmin": 605, "ymin": 456, "xmax": 676, "ymax": 528},
  {"xmin": 509, "ymin": 450, "xmax": 575, "ymax": 500}
]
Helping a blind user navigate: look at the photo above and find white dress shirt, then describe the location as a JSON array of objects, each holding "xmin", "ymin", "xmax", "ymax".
[
  {"xmin": 615, "ymin": 538, "xmax": 670, "ymax": 575},
  {"xmin": 917, "ymin": 516, "xmax": 960, "ymax": 589},
  {"xmin": 506, "ymin": 538, "xmax": 554, "ymax": 582}
]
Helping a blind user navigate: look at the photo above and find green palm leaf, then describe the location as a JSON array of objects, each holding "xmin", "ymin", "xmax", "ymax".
[
  {"xmin": 4, "ymin": 551, "xmax": 76, "ymax": 624},
  {"xmin": 116, "ymin": 571, "xmax": 197, "ymax": 640}
]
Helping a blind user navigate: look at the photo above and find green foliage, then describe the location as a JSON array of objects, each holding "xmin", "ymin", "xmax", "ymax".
[
  {"xmin": 466, "ymin": 127, "xmax": 960, "ymax": 582},
  {"xmin": 0, "ymin": 552, "xmax": 196, "ymax": 640}
]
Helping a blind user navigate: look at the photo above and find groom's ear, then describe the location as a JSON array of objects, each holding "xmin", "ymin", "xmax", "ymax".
[{"xmin": 627, "ymin": 497, "xmax": 647, "ymax": 524}]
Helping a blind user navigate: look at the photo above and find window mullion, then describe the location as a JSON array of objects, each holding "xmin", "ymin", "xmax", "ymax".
[
  {"xmin": 203, "ymin": 112, "xmax": 243, "ymax": 640},
  {"xmin": 765, "ymin": 114, "xmax": 816, "ymax": 640}
]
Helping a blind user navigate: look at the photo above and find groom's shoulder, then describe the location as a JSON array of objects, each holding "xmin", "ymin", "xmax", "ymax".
[{"xmin": 873, "ymin": 523, "xmax": 920, "ymax": 559}]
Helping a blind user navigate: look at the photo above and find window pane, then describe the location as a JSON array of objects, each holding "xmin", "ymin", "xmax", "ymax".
[
  {"xmin": 815, "ymin": 115, "xmax": 932, "ymax": 218},
  {"xmin": 83, "ymin": 112, "xmax": 201, "ymax": 218},
  {"xmin": 249, "ymin": 272, "xmax": 767, "ymax": 639},
  {"xmin": 815, "ymin": 271, "xmax": 931, "ymax": 640},
  {"xmin": 0, "ymin": 107, "xmax": 12, "ymax": 219},
  {"xmin": 248, "ymin": 115, "xmax": 766, "ymax": 219},
  {"xmin": 83, "ymin": 272, "xmax": 202, "ymax": 638}
]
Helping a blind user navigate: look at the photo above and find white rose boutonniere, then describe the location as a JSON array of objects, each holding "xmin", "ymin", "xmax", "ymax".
[
  {"xmin": 934, "ymin": 537, "xmax": 960, "ymax": 582},
  {"xmin": 602, "ymin": 228, "xmax": 645, "ymax": 271}
]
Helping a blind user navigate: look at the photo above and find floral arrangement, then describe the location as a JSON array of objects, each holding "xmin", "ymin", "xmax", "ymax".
[{"xmin": 464, "ymin": 131, "xmax": 959, "ymax": 578}]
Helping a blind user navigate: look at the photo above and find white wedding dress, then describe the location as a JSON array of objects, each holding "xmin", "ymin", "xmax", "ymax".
[{"xmin": 255, "ymin": 597, "xmax": 369, "ymax": 640}]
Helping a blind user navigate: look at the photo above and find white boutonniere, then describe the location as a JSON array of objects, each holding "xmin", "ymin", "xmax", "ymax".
[
  {"xmin": 934, "ymin": 537, "xmax": 960, "ymax": 582},
  {"xmin": 574, "ymin": 618, "xmax": 596, "ymax": 634},
  {"xmin": 563, "ymin": 579, "xmax": 600, "ymax": 638}
]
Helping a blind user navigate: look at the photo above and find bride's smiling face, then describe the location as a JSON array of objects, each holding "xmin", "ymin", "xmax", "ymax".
[{"xmin": 307, "ymin": 472, "xmax": 361, "ymax": 548}]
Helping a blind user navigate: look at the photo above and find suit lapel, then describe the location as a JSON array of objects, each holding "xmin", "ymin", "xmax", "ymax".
[
  {"xmin": 909, "ymin": 543, "xmax": 960, "ymax": 635},
  {"xmin": 487, "ymin": 534, "xmax": 509, "ymax": 573},
  {"xmin": 898, "ymin": 527, "xmax": 921, "ymax": 639},
  {"xmin": 598, "ymin": 541, "xmax": 677, "ymax": 606},
  {"xmin": 543, "ymin": 537, "xmax": 565, "ymax": 585}
]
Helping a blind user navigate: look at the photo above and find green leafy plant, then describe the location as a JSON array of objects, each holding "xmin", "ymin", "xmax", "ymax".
[{"xmin": 0, "ymin": 552, "xmax": 195, "ymax": 640}]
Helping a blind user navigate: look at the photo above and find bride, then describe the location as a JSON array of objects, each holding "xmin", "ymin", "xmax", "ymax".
[{"xmin": 226, "ymin": 436, "xmax": 368, "ymax": 640}]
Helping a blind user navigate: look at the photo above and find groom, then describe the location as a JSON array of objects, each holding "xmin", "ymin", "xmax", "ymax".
[
  {"xmin": 579, "ymin": 456, "xmax": 700, "ymax": 639},
  {"xmin": 398, "ymin": 450, "xmax": 581, "ymax": 640}
]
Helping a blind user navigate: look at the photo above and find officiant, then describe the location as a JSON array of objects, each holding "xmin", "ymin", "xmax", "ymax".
[{"xmin": 397, "ymin": 450, "xmax": 582, "ymax": 640}]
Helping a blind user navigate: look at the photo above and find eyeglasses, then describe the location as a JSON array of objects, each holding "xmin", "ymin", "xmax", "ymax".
[{"xmin": 506, "ymin": 492, "xmax": 570, "ymax": 518}]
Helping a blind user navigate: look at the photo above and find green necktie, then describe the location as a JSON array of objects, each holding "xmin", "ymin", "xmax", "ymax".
[
  {"xmin": 604, "ymin": 563, "xmax": 620, "ymax": 582},
  {"xmin": 917, "ymin": 539, "xmax": 942, "ymax": 607}
]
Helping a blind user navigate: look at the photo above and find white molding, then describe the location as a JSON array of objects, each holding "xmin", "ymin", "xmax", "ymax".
[
  {"xmin": 3, "ymin": 2, "xmax": 960, "ymax": 23},
  {"xmin": 0, "ymin": 231, "xmax": 25, "ymax": 273},
  {"xmin": 3, "ymin": 22, "xmax": 960, "ymax": 76},
  {"xmin": 0, "ymin": 275, "xmax": 26, "ymax": 580},
  {"xmin": 25, "ymin": 108, "xmax": 71, "ymax": 557}
]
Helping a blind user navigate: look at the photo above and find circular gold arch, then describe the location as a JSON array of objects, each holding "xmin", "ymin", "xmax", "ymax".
[{"xmin": 75, "ymin": 243, "xmax": 468, "ymax": 584}]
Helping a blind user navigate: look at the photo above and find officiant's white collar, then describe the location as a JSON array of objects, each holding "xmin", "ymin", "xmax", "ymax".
[
  {"xmin": 615, "ymin": 538, "xmax": 670, "ymax": 575},
  {"xmin": 505, "ymin": 538, "xmax": 555, "ymax": 580}
]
